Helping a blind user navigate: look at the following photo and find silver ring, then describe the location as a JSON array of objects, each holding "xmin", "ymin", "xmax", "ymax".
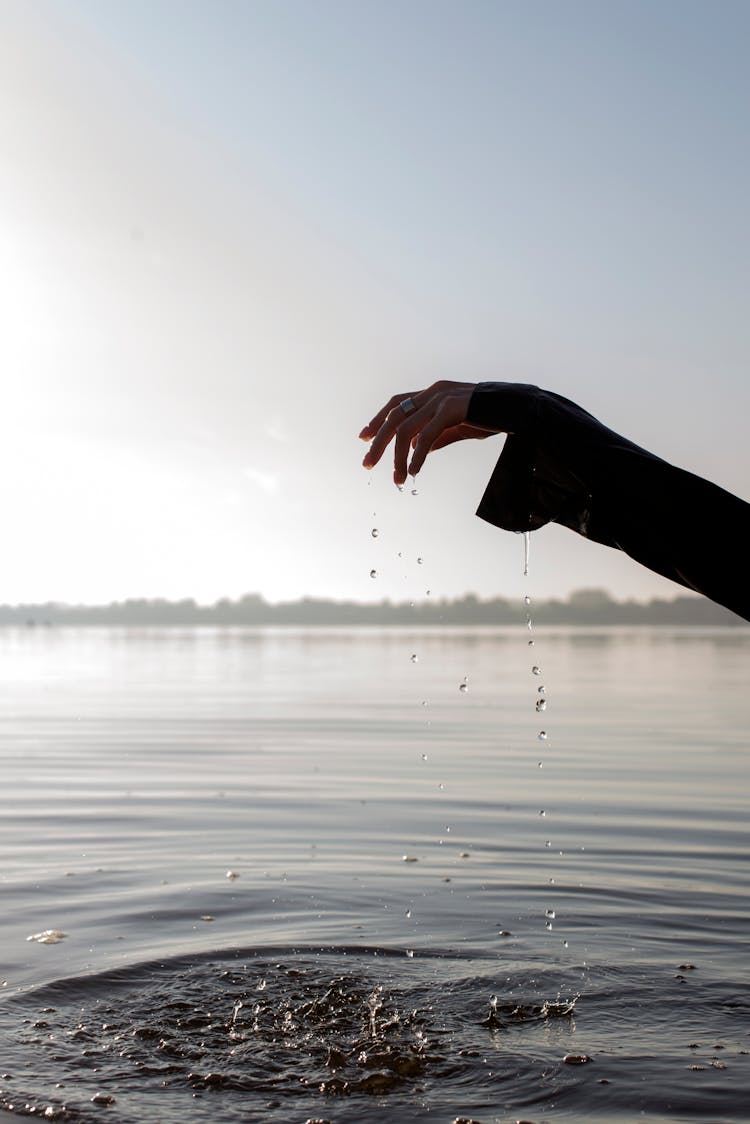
[{"xmin": 400, "ymin": 397, "xmax": 417, "ymax": 415}]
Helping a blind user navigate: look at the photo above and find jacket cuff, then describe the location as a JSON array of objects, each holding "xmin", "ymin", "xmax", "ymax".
[{"xmin": 466, "ymin": 382, "xmax": 540, "ymax": 433}]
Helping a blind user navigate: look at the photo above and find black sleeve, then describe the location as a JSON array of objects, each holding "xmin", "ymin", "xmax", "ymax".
[{"xmin": 466, "ymin": 382, "xmax": 750, "ymax": 622}]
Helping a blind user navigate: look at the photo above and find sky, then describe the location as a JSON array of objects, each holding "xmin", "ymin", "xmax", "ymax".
[{"xmin": 1, "ymin": 0, "xmax": 748, "ymax": 607}]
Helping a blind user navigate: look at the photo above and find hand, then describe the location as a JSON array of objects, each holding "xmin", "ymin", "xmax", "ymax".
[{"xmin": 359, "ymin": 381, "xmax": 497, "ymax": 486}]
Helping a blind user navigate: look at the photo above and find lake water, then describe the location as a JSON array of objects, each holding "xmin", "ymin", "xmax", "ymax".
[{"xmin": 0, "ymin": 625, "xmax": 748, "ymax": 1122}]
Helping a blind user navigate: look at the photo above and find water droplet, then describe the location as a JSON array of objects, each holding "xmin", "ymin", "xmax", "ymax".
[
  {"xmin": 421, "ymin": 699, "xmax": 428, "ymax": 707},
  {"xmin": 538, "ymin": 730, "xmax": 547, "ymax": 740},
  {"xmin": 410, "ymin": 653, "xmax": 418, "ymax": 663},
  {"xmin": 545, "ymin": 909, "xmax": 556, "ymax": 919},
  {"xmin": 226, "ymin": 870, "xmax": 239, "ymax": 880},
  {"xmin": 563, "ymin": 940, "xmax": 569, "ymax": 948},
  {"xmin": 459, "ymin": 682, "xmax": 468, "ymax": 693},
  {"xmin": 523, "ymin": 530, "xmax": 530, "ymax": 577},
  {"xmin": 489, "ymin": 994, "xmax": 498, "ymax": 1010},
  {"xmin": 538, "ymin": 685, "xmax": 546, "ymax": 694},
  {"xmin": 523, "ymin": 595, "xmax": 531, "ymax": 606},
  {"xmin": 536, "ymin": 698, "xmax": 547, "ymax": 712},
  {"xmin": 539, "ymin": 809, "xmax": 546, "ymax": 817},
  {"xmin": 411, "ymin": 488, "xmax": 418, "ymax": 496},
  {"xmin": 405, "ymin": 909, "xmax": 412, "ymax": 918},
  {"xmin": 397, "ymin": 551, "xmax": 402, "ymax": 557},
  {"xmin": 425, "ymin": 589, "xmax": 431, "ymax": 596},
  {"xmin": 416, "ymin": 556, "xmax": 423, "ymax": 564},
  {"xmin": 537, "ymin": 761, "xmax": 543, "ymax": 768},
  {"xmin": 369, "ymin": 569, "xmax": 377, "ymax": 579},
  {"xmin": 371, "ymin": 528, "xmax": 379, "ymax": 538},
  {"xmin": 528, "ymin": 639, "xmax": 535, "ymax": 646},
  {"xmin": 438, "ymin": 782, "xmax": 445, "ymax": 790},
  {"xmin": 420, "ymin": 752, "xmax": 427, "ymax": 760},
  {"xmin": 532, "ymin": 665, "xmax": 541, "ymax": 675},
  {"xmin": 545, "ymin": 840, "xmax": 551, "ymax": 847},
  {"xmin": 406, "ymin": 948, "xmax": 414, "ymax": 958},
  {"xmin": 397, "ymin": 484, "xmax": 404, "ymax": 492},
  {"xmin": 545, "ymin": 921, "xmax": 553, "ymax": 930}
]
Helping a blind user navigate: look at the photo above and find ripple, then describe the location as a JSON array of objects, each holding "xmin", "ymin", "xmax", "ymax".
[{"xmin": 1, "ymin": 947, "xmax": 749, "ymax": 1122}]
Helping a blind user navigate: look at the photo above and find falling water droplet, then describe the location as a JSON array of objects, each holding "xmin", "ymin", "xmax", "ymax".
[
  {"xmin": 537, "ymin": 761, "xmax": 543, "ymax": 768},
  {"xmin": 545, "ymin": 840, "xmax": 551, "ymax": 847},
  {"xmin": 410, "ymin": 653, "xmax": 418, "ymax": 663},
  {"xmin": 420, "ymin": 753, "xmax": 428, "ymax": 760},
  {"xmin": 438, "ymin": 782, "xmax": 445, "ymax": 790},
  {"xmin": 538, "ymin": 685, "xmax": 546, "ymax": 694},
  {"xmin": 416, "ymin": 556, "xmax": 423, "ymax": 564},
  {"xmin": 536, "ymin": 699, "xmax": 547, "ymax": 712},
  {"xmin": 405, "ymin": 909, "xmax": 412, "ymax": 918},
  {"xmin": 563, "ymin": 940, "xmax": 569, "ymax": 948},
  {"xmin": 459, "ymin": 682, "xmax": 468, "ymax": 693},
  {"xmin": 538, "ymin": 730, "xmax": 547, "ymax": 741},
  {"xmin": 523, "ymin": 530, "xmax": 530, "ymax": 577},
  {"xmin": 528, "ymin": 639, "xmax": 535, "ymax": 646},
  {"xmin": 545, "ymin": 909, "xmax": 556, "ymax": 919},
  {"xmin": 371, "ymin": 528, "xmax": 379, "ymax": 537},
  {"xmin": 421, "ymin": 699, "xmax": 428, "ymax": 707},
  {"xmin": 523, "ymin": 595, "xmax": 531, "ymax": 607},
  {"xmin": 411, "ymin": 488, "xmax": 418, "ymax": 496},
  {"xmin": 532, "ymin": 665, "xmax": 541, "ymax": 675},
  {"xmin": 539, "ymin": 809, "xmax": 546, "ymax": 817},
  {"xmin": 425, "ymin": 589, "xmax": 431, "ymax": 596},
  {"xmin": 369, "ymin": 569, "xmax": 377, "ymax": 579},
  {"xmin": 397, "ymin": 483, "xmax": 404, "ymax": 492},
  {"xmin": 545, "ymin": 921, "xmax": 553, "ymax": 930}
]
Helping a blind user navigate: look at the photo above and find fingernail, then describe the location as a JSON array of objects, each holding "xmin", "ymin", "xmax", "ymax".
[
  {"xmin": 362, "ymin": 456, "xmax": 372, "ymax": 469},
  {"xmin": 359, "ymin": 428, "xmax": 371, "ymax": 440}
]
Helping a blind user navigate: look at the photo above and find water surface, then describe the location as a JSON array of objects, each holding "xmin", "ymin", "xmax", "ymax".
[{"xmin": 1, "ymin": 626, "xmax": 748, "ymax": 1121}]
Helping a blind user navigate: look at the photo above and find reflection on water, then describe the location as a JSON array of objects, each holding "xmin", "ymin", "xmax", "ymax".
[{"xmin": 0, "ymin": 626, "xmax": 748, "ymax": 1121}]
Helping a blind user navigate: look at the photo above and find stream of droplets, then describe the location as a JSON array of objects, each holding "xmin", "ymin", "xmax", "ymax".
[
  {"xmin": 523, "ymin": 532, "xmax": 568, "ymax": 950},
  {"xmin": 368, "ymin": 497, "xmax": 567, "ymax": 960}
]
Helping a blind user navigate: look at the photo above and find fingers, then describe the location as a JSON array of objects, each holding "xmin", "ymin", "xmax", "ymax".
[
  {"xmin": 359, "ymin": 391, "xmax": 420, "ymax": 443},
  {"xmin": 360, "ymin": 382, "xmax": 475, "ymax": 482},
  {"xmin": 407, "ymin": 401, "xmax": 462, "ymax": 477},
  {"xmin": 361, "ymin": 391, "xmax": 430, "ymax": 472}
]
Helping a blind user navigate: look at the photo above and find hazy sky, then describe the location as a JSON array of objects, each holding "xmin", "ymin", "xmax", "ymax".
[{"xmin": 2, "ymin": 0, "xmax": 748, "ymax": 606}]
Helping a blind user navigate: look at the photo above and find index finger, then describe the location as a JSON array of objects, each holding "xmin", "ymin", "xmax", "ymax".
[{"xmin": 359, "ymin": 391, "xmax": 420, "ymax": 442}]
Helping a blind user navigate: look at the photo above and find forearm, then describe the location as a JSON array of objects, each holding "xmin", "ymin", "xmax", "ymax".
[{"xmin": 467, "ymin": 383, "xmax": 750, "ymax": 621}]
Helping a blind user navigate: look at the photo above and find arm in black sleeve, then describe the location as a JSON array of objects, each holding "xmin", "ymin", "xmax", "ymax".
[{"xmin": 466, "ymin": 382, "xmax": 750, "ymax": 622}]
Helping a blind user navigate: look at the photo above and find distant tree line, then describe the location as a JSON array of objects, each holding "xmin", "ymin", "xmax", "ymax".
[{"xmin": 0, "ymin": 588, "xmax": 743, "ymax": 627}]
